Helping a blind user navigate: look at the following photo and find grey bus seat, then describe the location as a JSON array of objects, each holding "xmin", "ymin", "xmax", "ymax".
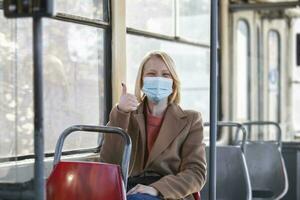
[
  {"xmin": 244, "ymin": 142, "xmax": 288, "ymax": 200},
  {"xmin": 240, "ymin": 121, "xmax": 288, "ymax": 200},
  {"xmin": 201, "ymin": 146, "xmax": 252, "ymax": 200},
  {"xmin": 201, "ymin": 122, "xmax": 252, "ymax": 200}
]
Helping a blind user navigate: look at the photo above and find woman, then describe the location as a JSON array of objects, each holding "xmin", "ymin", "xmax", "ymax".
[{"xmin": 100, "ymin": 51, "xmax": 206, "ymax": 200}]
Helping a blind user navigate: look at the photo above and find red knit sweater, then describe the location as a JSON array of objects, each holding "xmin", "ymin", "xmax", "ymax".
[{"xmin": 146, "ymin": 108, "xmax": 164, "ymax": 154}]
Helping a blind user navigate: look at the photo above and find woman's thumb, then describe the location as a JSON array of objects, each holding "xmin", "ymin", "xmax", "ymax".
[{"xmin": 121, "ymin": 82, "xmax": 127, "ymax": 95}]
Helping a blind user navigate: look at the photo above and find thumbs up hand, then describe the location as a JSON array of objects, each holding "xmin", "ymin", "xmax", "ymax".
[{"xmin": 118, "ymin": 83, "xmax": 138, "ymax": 112}]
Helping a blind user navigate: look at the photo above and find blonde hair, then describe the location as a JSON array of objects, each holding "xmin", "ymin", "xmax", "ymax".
[{"xmin": 134, "ymin": 50, "xmax": 181, "ymax": 104}]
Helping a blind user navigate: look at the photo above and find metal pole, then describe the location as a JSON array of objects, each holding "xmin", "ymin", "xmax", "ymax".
[
  {"xmin": 209, "ymin": 0, "xmax": 219, "ymax": 199},
  {"xmin": 33, "ymin": 16, "xmax": 45, "ymax": 200}
]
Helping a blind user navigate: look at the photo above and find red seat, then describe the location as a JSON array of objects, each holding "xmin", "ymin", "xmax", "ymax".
[
  {"xmin": 47, "ymin": 161, "xmax": 126, "ymax": 200},
  {"xmin": 193, "ymin": 192, "xmax": 201, "ymax": 200}
]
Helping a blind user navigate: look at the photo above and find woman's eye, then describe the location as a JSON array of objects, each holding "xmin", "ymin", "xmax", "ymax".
[
  {"xmin": 163, "ymin": 73, "xmax": 171, "ymax": 77},
  {"xmin": 146, "ymin": 72, "xmax": 155, "ymax": 76}
]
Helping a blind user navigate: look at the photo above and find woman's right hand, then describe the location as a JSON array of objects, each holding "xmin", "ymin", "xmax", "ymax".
[{"xmin": 118, "ymin": 83, "xmax": 138, "ymax": 113}]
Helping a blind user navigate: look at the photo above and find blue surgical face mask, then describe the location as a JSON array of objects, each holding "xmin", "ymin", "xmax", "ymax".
[{"xmin": 142, "ymin": 77, "xmax": 173, "ymax": 103}]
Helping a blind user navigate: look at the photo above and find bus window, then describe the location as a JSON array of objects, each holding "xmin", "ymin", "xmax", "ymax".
[
  {"xmin": 55, "ymin": 0, "xmax": 104, "ymax": 20},
  {"xmin": 127, "ymin": 35, "xmax": 210, "ymax": 121},
  {"xmin": 267, "ymin": 30, "xmax": 281, "ymax": 123},
  {"xmin": 178, "ymin": 0, "xmax": 210, "ymax": 44},
  {"xmin": 126, "ymin": 0, "xmax": 211, "ymax": 139},
  {"xmin": 236, "ymin": 19, "xmax": 251, "ymax": 121},
  {"xmin": 0, "ymin": 11, "xmax": 16, "ymax": 158},
  {"xmin": 0, "ymin": 7, "xmax": 107, "ymax": 160},
  {"xmin": 126, "ymin": 0, "xmax": 174, "ymax": 36}
]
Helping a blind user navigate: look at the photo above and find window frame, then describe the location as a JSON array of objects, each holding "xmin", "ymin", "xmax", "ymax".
[{"xmin": 257, "ymin": 26, "xmax": 264, "ymax": 139}]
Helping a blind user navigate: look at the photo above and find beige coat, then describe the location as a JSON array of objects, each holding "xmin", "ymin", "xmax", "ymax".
[{"xmin": 100, "ymin": 102, "xmax": 207, "ymax": 200}]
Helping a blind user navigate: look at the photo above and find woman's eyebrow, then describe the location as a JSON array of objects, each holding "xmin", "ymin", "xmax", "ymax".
[{"xmin": 144, "ymin": 69, "xmax": 156, "ymax": 72}]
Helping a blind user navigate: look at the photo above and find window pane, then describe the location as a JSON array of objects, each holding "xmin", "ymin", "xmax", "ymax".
[
  {"xmin": 16, "ymin": 18, "xmax": 34, "ymax": 156},
  {"xmin": 268, "ymin": 31, "xmax": 280, "ymax": 123},
  {"xmin": 178, "ymin": 0, "xmax": 210, "ymax": 44},
  {"xmin": 55, "ymin": 0, "xmax": 104, "ymax": 20},
  {"xmin": 236, "ymin": 20, "xmax": 250, "ymax": 121},
  {"xmin": 0, "ymin": 11, "xmax": 16, "ymax": 158},
  {"xmin": 42, "ymin": 19, "xmax": 104, "ymax": 152},
  {"xmin": 126, "ymin": 0, "xmax": 174, "ymax": 35},
  {"xmin": 0, "ymin": 15, "xmax": 105, "ymax": 157},
  {"xmin": 127, "ymin": 34, "xmax": 210, "ymax": 121}
]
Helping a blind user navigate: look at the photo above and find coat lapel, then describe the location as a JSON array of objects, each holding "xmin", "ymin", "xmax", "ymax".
[
  {"xmin": 133, "ymin": 103, "xmax": 147, "ymax": 170},
  {"xmin": 145, "ymin": 104, "xmax": 187, "ymax": 168}
]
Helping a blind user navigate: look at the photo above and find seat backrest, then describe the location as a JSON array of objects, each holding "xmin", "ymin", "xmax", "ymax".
[
  {"xmin": 201, "ymin": 146, "xmax": 251, "ymax": 200},
  {"xmin": 193, "ymin": 192, "xmax": 201, "ymax": 200},
  {"xmin": 245, "ymin": 142, "xmax": 288, "ymax": 200},
  {"xmin": 47, "ymin": 161, "xmax": 126, "ymax": 200}
]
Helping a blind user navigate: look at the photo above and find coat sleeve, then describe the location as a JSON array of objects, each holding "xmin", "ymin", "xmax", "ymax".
[
  {"xmin": 100, "ymin": 105, "xmax": 131, "ymax": 165},
  {"xmin": 150, "ymin": 112, "xmax": 207, "ymax": 199}
]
